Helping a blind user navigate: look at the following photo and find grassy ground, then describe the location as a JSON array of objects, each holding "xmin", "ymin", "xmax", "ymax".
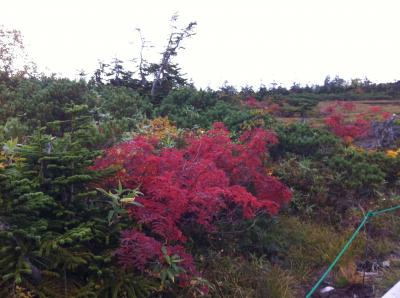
[{"xmin": 316, "ymin": 99, "xmax": 400, "ymax": 116}]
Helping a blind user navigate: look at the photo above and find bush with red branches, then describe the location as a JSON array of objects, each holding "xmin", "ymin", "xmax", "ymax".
[
  {"xmin": 243, "ymin": 96, "xmax": 264, "ymax": 108},
  {"xmin": 322, "ymin": 101, "xmax": 392, "ymax": 141},
  {"xmin": 322, "ymin": 101, "xmax": 370, "ymax": 141},
  {"xmin": 92, "ymin": 123, "xmax": 292, "ymax": 287},
  {"xmin": 325, "ymin": 113, "xmax": 371, "ymax": 141}
]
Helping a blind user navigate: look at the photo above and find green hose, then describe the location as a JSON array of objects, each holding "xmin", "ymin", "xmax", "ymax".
[{"xmin": 306, "ymin": 204, "xmax": 400, "ymax": 298}]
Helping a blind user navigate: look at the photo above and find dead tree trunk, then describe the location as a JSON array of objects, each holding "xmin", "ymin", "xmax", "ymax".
[{"xmin": 150, "ymin": 16, "xmax": 196, "ymax": 98}]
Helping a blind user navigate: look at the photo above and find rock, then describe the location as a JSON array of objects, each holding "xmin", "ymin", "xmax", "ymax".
[
  {"xmin": 371, "ymin": 114, "xmax": 400, "ymax": 148},
  {"xmin": 356, "ymin": 114, "xmax": 400, "ymax": 149},
  {"xmin": 382, "ymin": 260, "xmax": 391, "ymax": 268},
  {"xmin": 320, "ymin": 286, "xmax": 335, "ymax": 294}
]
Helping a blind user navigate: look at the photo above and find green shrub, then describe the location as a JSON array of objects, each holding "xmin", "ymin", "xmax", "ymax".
[
  {"xmin": 364, "ymin": 151, "xmax": 400, "ymax": 185},
  {"xmin": 275, "ymin": 158, "xmax": 328, "ymax": 217},
  {"xmin": 155, "ymin": 87, "xmax": 217, "ymax": 128},
  {"xmin": 154, "ymin": 87, "xmax": 274, "ymax": 133},
  {"xmin": 274, "ymin": 123, "xmax": 341, "ymax": 158},
  {"xmin": 327, "ymin": 148, "xmax": 385, "ymax": 201},
  {"xmin": 276, "ymin": 149, "xmax": 385, "ymax": 217},
  {"xmin": 0, "ymin": 109, "xmax": 159, "ymax": 297},
  {"xmin": 3, "ymin": 117, "xmax": 28, "ymax": 140},
  {"xmin": 96, "ymin": 85, "xmax": 152, "ymax": 120}
]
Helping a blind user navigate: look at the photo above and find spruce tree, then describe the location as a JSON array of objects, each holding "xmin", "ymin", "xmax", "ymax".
[{"xmin": 0, "ymin": 104, "xmax": 155, "ymax": 297}]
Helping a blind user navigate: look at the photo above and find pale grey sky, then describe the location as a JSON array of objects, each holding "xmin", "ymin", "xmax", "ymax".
[{"xmin": 1, "ymin": 0, "xmax": 400, "ymax": 88}]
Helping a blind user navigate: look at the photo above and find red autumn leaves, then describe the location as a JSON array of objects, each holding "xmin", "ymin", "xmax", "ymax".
[
  {"xmin": 323, "ymin": 101, "xmax": 390, "ymax": 142},
  {"xmin": 92, "ymin": 123, "xmax": 291, "ymax": 285}
]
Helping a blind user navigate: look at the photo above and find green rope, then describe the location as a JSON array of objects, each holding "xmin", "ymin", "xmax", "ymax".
[{"xmin": 305, "ymin": 204, "xmax": 400, "ymax": 298}]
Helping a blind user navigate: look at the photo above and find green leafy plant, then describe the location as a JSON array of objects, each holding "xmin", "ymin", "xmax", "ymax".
[
  {"xmin": 158, "ymin": 246, "xmax": 186, "ymax": 287},
  {"xmin": 96, "ymin": 181, "xmax": 143, "ymax": 225}
]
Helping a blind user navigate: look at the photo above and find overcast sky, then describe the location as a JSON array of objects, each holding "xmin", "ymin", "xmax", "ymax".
[{"xmin": 1, "ymin": 0, "xmax": 400, "ymax": 88}]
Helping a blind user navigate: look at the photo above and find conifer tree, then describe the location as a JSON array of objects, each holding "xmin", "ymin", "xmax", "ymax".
[{"xmin": 0, "ymin": 104, "xmax": 155, "ymax": 297}]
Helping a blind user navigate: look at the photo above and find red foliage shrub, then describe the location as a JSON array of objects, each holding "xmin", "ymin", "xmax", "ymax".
[
  {"xmin": 321, "ymin": 101, "xmax": 356, "ymax": 115},
  {"xmin": 325, "ymin": 113, "xmax": 371, "ymax": 140},
  {"xmin": 243, "ymin": 96, "xmax": 260, "ymax": 108},
  {"xmin": 323, "ymin": 101, "xmax": 371, "ymax": 140},
  {"xmin": 116, "ymin": 230, "xmax": 196, "ymax": 285},
  {"xmin": 116, "ymin": 230, "xmax": 163, "ymax": 271},
  {"xmin": 268, "ymin": 103, "xmax": 281, "ymax": 114},
  {"xmin": 381, "ymin": 111, "xmax": 391, "ymax": 120},
  {"xmin": 243, "ymin": 96, "xmax": 269, "ymax": 110},
  {"xmin": 93, "ymin": 123, "xmax": 291, "ymax": 285},
  {"xmin": 369, "ymin": 106, "xmax": 382, "ymax": 113},
  {"xmin": 323, "ymin": 101, "xmax": 393, "ymax": 140},
  {"xmin": 369, "ymin": 106, "xmax": 392, "ymax": 120},
  {"xmin": 242, "ymin": 97, "xmax": 282, "ymax": 115},
  {"xmin": 343, "ymin": 102, "xmax": 356, "ymax": 111}
]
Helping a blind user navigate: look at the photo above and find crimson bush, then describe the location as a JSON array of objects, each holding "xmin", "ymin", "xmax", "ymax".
[{"xmin": 92, "ymin": 123, "xmax": 292, "ymax": 287}]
